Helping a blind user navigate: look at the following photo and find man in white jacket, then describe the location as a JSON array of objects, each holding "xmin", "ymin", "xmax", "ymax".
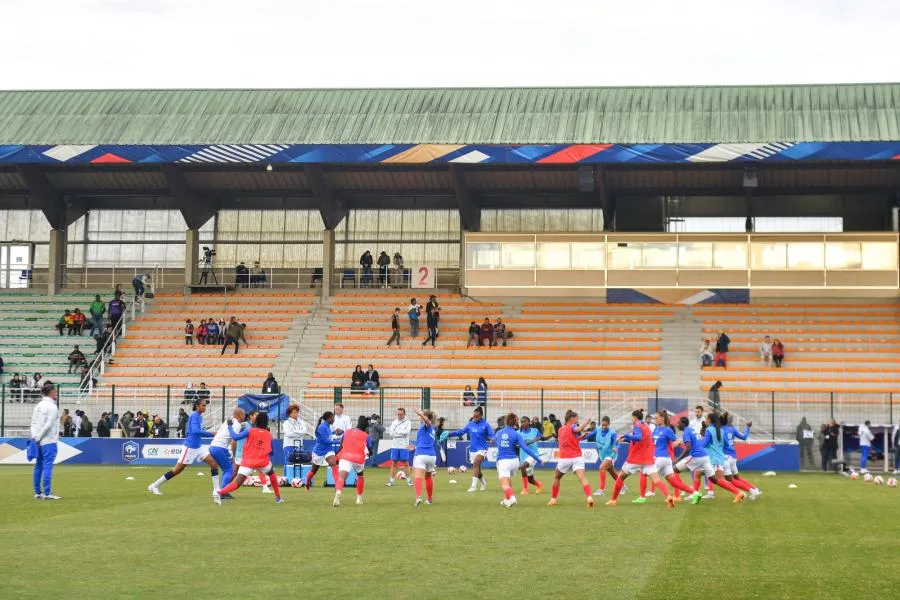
[
  {"xmin": 30, "ymin": 381, "xmax": 61, "ymax": 500},
  {"xmin": 386, "ymin": 408, "xmax": 413, "ymax": 487},
  {"xmin": 858, "ymin": 420, "xmax": 875, "ymax": 473}
]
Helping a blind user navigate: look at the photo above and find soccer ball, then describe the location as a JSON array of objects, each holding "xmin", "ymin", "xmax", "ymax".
[
  {"xmin": 850, "ymin": 471, "xmax": 859, "ymax": 480},
  {"xmin": 863, "ymin": 473, "xmax": 873, "ymax": 482},
  {"xmin": 873, "ymin": 475, "xmax": 884, "ymax": 486},
  {"xmin": 459, "ymin": 465, "xmax": 468, "ymax": 473},
  {"xmin": 290, "ymin": 478, "xmax": 302, "ymax": 488},
  {"xmin": 277, "ymin": 476, "xmax": 288, "ymax": 486},
  {"xmin": 887, "ymin": 478, "xmax": 897, "ymax": 488},
  {"xmin": 447, "ymin": 466, "xmax": 457, "ymax": 475},
  {"xmin": 396, "ymin": 471, "xmax": 407, "ymax": 480}
]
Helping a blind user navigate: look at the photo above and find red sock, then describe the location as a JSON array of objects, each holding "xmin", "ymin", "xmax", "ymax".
[
  {"xmin": 425, "ymin": 477, "xmax": 433, "ymax": 501},
  {"xmin": 599, "ymin": 470, "xmax": 607, "ymax": 491},
  {"xmin": 521, "ymin": 475, "xmax": 529, "ymax": 491},
  {"xmin": 730, "ymin": 478, "xmax": 753, "ymax": 492},
  {"xmin": 504, "ymin": 486, "xmax": 514, "ymax": 500},
  {"xmin": 736, "ymin": 476, "xmax": 756, "ymax": 490},
  {"xmin": 258, "ymin": 474, "xmax": 267, "ymax": 486},
  {"xmin": 715, "ymin": 478, "xmax": 742, "ymax": 495},
  {"xmin": 219, "ymin": 480, "xmax": 238, "ymax": 496},
  {"xmin": 356, "ymin": 475, "xmax": 365, "ymax": 496},
  {"xmin": 693, "ymin": 476, "xmax": 702, "ymax": 492},
  {"xmin": 582, "ymin": 484, "xmax": 592, "ymax": 498},
  {"xmin": 707, "ymin": 478, "xmax": 714, "ymax": 492},
  {"xmin": 305, "ymin": 470, "xmax": 315, "ymax": 488},
  {"xmin": 654, "ymin": 480, "xmax": 670, "ymax": 496},
  {"xmin": 667, "ymin": 474, "xmax": 695, "ymax": 495},
  {"xmin": 653, "ymin": 481, "xmax": 667, "ymax": 494},
  {"xmin": 330, "ymin": 465, "xmax": 339, "ymax": 485},
  {"xmin": 551, "ymin": 482, "xmax": 560, "ymax": 499},
  {"xmin": 335, "ymin": 474, "xmax": 344, "ymax": 493},
  {"xmin": 414, "ymin": 476, "xmax": 423, "ymax": 498},
  {"xmin": 612, "ymin": 477, "xmax": 625, "ymax": 500},
  {"xmin": 268, "ymin": 473, "xmax": 281, "ymax": 499},
  {"xmin": 639, "ymin": 473, "xmax": 648, "ymax": 497}
]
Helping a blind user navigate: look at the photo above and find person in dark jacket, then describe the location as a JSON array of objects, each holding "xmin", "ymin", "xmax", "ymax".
[
  {"xmin": 476, "ymin": 377, "xmax": 488, "ymax": 406},
  {"xmin": 262, "ymin": 373, "xmax": 280, "ymax": 394},
  {"xmin": 422, "ymin": 307, "xmax": 439, "ymax": 347},
  {"xmin": 151, "ymin": 416, "xmax": 169, "ymax": 438},
  {"xmin": 96, "ymin": 413, "xmax": 111, "ymax": 438},
  {"xmin": 796, "ymin": 417, "xmax": 815, "ymax": 468},
  {"xmin": 108, "ymin": 295, "xmax": 126, "ymax": 328},
  {"xmin": 708, "ymin": 380, "xmax": 723, "ymax": 412},
  {"xmin": 715, "ymin": 331, "xmax": 731, "ymax": 367},
  {"xmin": 132, "ymin": 412, "xmax": 149, "ymax": 438},
  {"xmin": 351, "ymin": 365, "xmax": 366, "ymax": 393},
  {"xmin": 235, "ymin": 262, "xmax": 250, "ymax": 287},
  {"xmin": 376, "ymin": 251, "xmax": 391, "ymax": 285},
  {"xmin": 77, "ymin": 411, "xmax": 93, "ymax": 437},
  {"xmin": 821, "ymin": 419, "xmax": 840, "ymax": 471},
  {"xmin": 176, "ymin": 408, "xmax": 188, "ymax": 437},
  {"xmin": 359, "ymin": 251, "xmax": 374, "ymax": 287},
  {"xmin": 364, "ymin": 364, "xmax": 380, "ymax": 392},
  {"xmin": 387, "ymin": 308, "xmax": 401, "ymax": 347},
  {"xmin": 220, "ymin": 318, "xmax": 247, "ymax": 355},
  {"xmin": 466, "ymin": 321, "xmax": 479, "ymax": 348},
  {"xmin": 478, "ymin": 318, "xmax": 494, "ymax": 347}
]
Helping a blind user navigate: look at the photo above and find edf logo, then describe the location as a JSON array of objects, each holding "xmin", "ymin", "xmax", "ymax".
[{"xmin": 122, "ymin": 441, "xmax": 139, "ymax": 463}]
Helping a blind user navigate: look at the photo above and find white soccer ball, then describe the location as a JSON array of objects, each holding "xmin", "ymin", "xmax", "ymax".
[
  {"xmin": 459, "ymin": 465, "xmax": 468, "ymax": 473},
  {"xmin": 887, "ymin": 477, "xmax": 897, "ymax": 488},
  {"xmin": 197, "ymin": 472, "xmax": 205, "ymax": 476},
  {"xmin": 448, "ymin": 479, "xmax": 458, "ymax": 484},
  {"xmin": 873, "ymin": 475, "xmax": 884, "ymax": 486},
  {"xmin": 447, "ymin": 466, "xmax": 457, "ymax": 475},
  {"xmin": 290, "ymin": 478, "xmax": 302, "ymax": 488},
  {"xmin": 277, "ymin": 476, "xmax": 287, "ymax": 486},
  {"xmin": 125, "ymin": 476, "xmax": 135, "ymax": 481},
  {"xmin": 788, "ymin": 484, "xmax": 798, "ymax": 489},
  {"xmin": 396, "ymin": 471, "xmax": 407, "ymax": 480},
  {"xmin": 850, "ymin": 471, "xmax": 860, "ymax": 480},
  {"xmin": 863, "ymin": 473, "xmax": 873, "ymax": 482}
]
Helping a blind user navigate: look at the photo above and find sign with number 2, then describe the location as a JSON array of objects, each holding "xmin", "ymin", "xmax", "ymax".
[{"xmin": 412, "ymin": 265, "xmax": 435, "ymax": 289}]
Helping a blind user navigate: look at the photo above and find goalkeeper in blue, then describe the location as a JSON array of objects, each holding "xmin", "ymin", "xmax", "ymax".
[{"xmin": 495, "ymin": 413, "xmax": 543, "ymax": 508}]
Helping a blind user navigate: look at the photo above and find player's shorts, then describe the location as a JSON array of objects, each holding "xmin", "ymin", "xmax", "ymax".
[
  {"xmin": 177, "ymin": 446, "xmax": 210, "ymax": 465},
  {"xmin": 311, "ymin": 451, "xmax": 335, "ymax": 466},
  {"xmin": 238, "ymin": 462, "xmax": 273, "ymax": 477},
  {"xmin": 556, "ymin": 457, "xmax": 586, "ymax": 474},
  {"xmin": 598, "ymin": 452, "xmax": 616, "ymax": 463},
  {"xmin": 338, "ymin": 459, "xmax": 365, "ymax": 475},
  {"xmin": 496, "ymin": 458, "xmax": 521, "ymax": 478},
  {"xmin": 390, "ymin": 448, "xmax": 409, "ymax": 462},
  {"xmin": 470, "ymin": 449, "xmax": 488, "ymax": 462},
  {"xmin": 520, "ymin": 454, "xmax": 538, "ymax": 475},
  {"xmin": 654, "ymin": 457, "xmax": 675, "ymax": 477},
  {"xmin": 622, "ymin": 461, "xmax": 657, "ymax": 476},
  {"xmin": 723, "ymin": 456, "xmax": 739, "ymax": 476},
  {"xmin": 412, "ymin": 454, "xmax": 437, "ymax": 473},
  {"xmin": 681, "ymin": 456, "xmax": 716, "ymax": 478}
]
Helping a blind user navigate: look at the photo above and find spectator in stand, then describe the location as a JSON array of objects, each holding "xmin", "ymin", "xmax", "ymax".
[
  {"xmin": 205, "ymin": 317, "xmax": 219, "ymax": 346},
  {"xmin": 715, "ymin": 331, "xmax": 731, "ymax": 368},
  {"xmin": 196, "ymin": 382, "xmax": 210, "ymax": 403},
  {"xmin": 359, "ymin": 250, "xmax": 374, "ymax": 287},
  {"xmin": 425, "ymin": 295, "xmax": 440, "ymax": 336},
  {"xmin": 216, "ymin": 319, "xmax": 226, "ymax": 344},
  {"xmin": 220, "ymin": 317, "xmax": 247, "ymax": 355},
  {"xmin": 72, "ymin": 308, "xmax": 86, "ymax": 335},
  {"xmin": 88, "ymin": 295, "xmax": 106, "ymax": 337},
  {"xmin": 392, "ymin": 252, "xmax": 405, "ymax": 287},
  {"xmin": 262, "ymin": 372, "xmax": 280, "ymax": 394},
  {"xmin": 108, "ymin": 294, "xmax": 126, "ymax": 329},
  {"xmin": 67, "ymin": 345, "xmax": 86, "ymax": 374},
  {"xmin": 478, "ymin": 318, "xmax": 494, "ymax": 347},
  {"xmin": 176, "ymin": 408, "xmax": 188, "ymax": 437},
  {"xmin": 56, "ymin": 309, "xmax": 73, "ymax": 336},
  {"xmin": 759, "ymin": 335, "xmax": 773, "ymax": 367},
  {"xmin": 772, "ymin": 339, "xmax": 785, "ymax": 368},
  {"xmin": 96, "ymin": 413, "xmax": 111, "ymax": 437},
  {"xmin": 95, "ymin": 323, "xmax": 113, "ymax": 356},
  {"xmin": 493, "ymin": 318, "xmax": 508, "ymax": 347},
  {"xmin": 250, "ymin": 261, "xmax": 266, "ymax": 288},
  {"xmin": 462, "ymin": 384, "xmax": 476, "ymax": 406},
  {"xmin": 77, "ymin": 410, "xmax": 93, "ymax": 437},
  {"xmin": 377, "ymin": 251, "xmax": 391, "ymax": 285},
  {"xmin": 30, "ymin": 374, "xmax": 43, "ymax": 401},
  {"xmin": 422, "ymin": 305, "xmax": 438, "ymax": 347},
  {"xmin": 407, "ymin": 298, "xmax": 421, "ymax": 338},
  {"xmin": 132, "ymin": 274, "xmax": 147, "ymax": 299},
  {"xmin": 466, "ymin": 321, "xmax": 479, "ymax": 348},
  {"xmin": 351, "ymin": 365, "xmax": 366, "ymax": 393},
  {"xmin": 197, "ymin": 319, "xmax": 207, "ymax": 345},
  {"xmin": 699, "ymin": 339, "xmax": 714, "ymax": 367},
  {"xmin": 184, "ymin": 319, "xmax": 194, "ymax": 345},
  {"xmin": 387, "ymin": 308, "xmax": 401, "ymax": 347},
  {"xmin": 708, "ymin": 380, "xmax": 723, "ymax": 412},
  {"xmin": 9, "ymin": 373, "xmax": 24, "ymax": 400},
  {"xmin": 133, "ymin": 411, "xmax": 149, "ymax": 438},
  {"xmin": 79, "ymin": 365, "xmax": 96, "ymax": 392},
  {"xmin": 796, "ymin": 417, "xmax": 814, "ymax": 468},
  {"xmin": 476, "ymin": 376, "xmax": 488, "ymax": 406},
  {"xmin": 235, "ymin": 262, "xmax": 249, "ymax": 287},
  {"xmin": 364, "ymin": 364, "xmax": 380, "ymax": 393},
  {"xmin": 114, "ymin": 283, "xmax": 124, "ymax": 297},
  {"xmin": 151, "ymin": 415, "xmax": 169, "ymax": 438}
]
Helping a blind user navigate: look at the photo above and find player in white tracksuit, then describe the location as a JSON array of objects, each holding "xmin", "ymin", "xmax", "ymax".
[
  {"xmin": 386, "ymin": 408, "xmax": 413, "ymax": 487},
  {"xmin": 30, "ymin": 381, "xmax": 61, "ymax": 500}
]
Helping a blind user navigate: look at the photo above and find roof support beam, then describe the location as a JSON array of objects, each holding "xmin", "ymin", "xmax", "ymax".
[
  {"xmin": 304, "ymin": 165, "xmax": 347, "ymax": 230},
  {"xmin": 450, "ymin": 166, "xmax": 481, "ymax": 231},
  {"xmin": 160, "ymin": 165, "xmax": 218, "ymax": 230},
  {"xmin": 593, "ymin": 167, "xmax": 614, "ymax": 231},
  {"xmin": 16, "ymin": 166, "xmax": 85, "ymax": 229}
]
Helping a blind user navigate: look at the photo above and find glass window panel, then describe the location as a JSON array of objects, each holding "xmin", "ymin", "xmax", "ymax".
[
  {"xmin": 751, "ymin": 242, "xmax": 787, "ymax": 269},
  {"xmin": 861, "ymin": 242, "xmax": 898, "ymax": 270},
  {"xmin": 787, "ymin": 242, "xmax": 825, "ymax": 270},
  {"xmin": 825, "ymin": 242, "xmax": 862, "ymax": 269},
  {"xmin": 571, "ymin": 242, "xmax": 605, "ymax": 269},
  {"xmin": 467, "ymin": 243, "xmax": 501, "ymax": 269},
  {"xmin": 608, "ymin": 244, "xmax": 641, "ymax": 270},
  {"xmin": 713, "ymin": 242, "xmax": 748, "ymax": 269},
  {"xmin": 501, "ymin": 242, "xmax": 534, "ymax": 269},
  {"xmin": 642, "ymin": 243, "xmax": 677, "ymax": 268},
  {"xmin": 678, "ymin": 242, "xmax": 713, "ymax": 268},
  {"xmin": 537, "ymin": 243, "xmax": 571, "ymax": 269}
]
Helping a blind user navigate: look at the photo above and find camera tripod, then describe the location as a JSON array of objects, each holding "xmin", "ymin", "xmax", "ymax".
[{"xmin": 198, "ymin": 258, "xmax": 218, "ymax": 285}]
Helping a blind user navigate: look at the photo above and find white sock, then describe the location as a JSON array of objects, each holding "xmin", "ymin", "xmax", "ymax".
[
  {"xmin": 471, "ymin": 477, "xmax": 479, "ymax": 488},
  {"xmin": 152, "ymin": 475, "xmax": 168, "ymax": 488},
  {"xmin": 480, "ymin": 477, "xmax": 486, "ymax": 485},
  {"xmin": 389, "ymin": 477, "xmax": 394, "ymax": 482},
  {"xmin": 212, "ymin": 473, "xmax": 220, "ymax": 492}
]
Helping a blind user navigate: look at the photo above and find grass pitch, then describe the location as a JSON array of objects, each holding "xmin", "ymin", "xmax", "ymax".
[{"xmin": 0, "ymin": 466, "xmax": 897, "ymax": 599}]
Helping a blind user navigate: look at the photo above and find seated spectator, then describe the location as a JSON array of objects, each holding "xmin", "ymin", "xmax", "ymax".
[
  {"xmin": 72, "ymin": 308, "xmax": 86, "ymax": 335},
  {"xmin": 462, "ymin": 384, "xmax": 476, "ymax": 406},
  {"xmin": 262, "ymin": 372, "xmax": 280, "ymax": 394},
  {"xmin": 67, "ymin": 345, "xmax": 86, "ymax": 374},
  {"xmin": 205, "ymin": 317, "xmax": 219, "ymax": 345},
  {"xmin": 466, "ymin": 321, "xmax": 479, "ymax": 348},
  {"xmin": 364, "ymin": 364, "xmax": 380, "ymax": 393},
  {"xmin": 478, "ymin": 318, "xmax": 495, "ymax": 347},
  {"xmin": 57, "ymin": 309, "xmax": 72, "ymax": 336},
  {"xmin": 197, "ymin": 319, "xmax": 207, "ymax": 345},
  {"xmin": 493, "ymin": 318, "xmax": 508, "ymax": 347},
  {"xmin": 759, "ymin": 335, "xmax": 772, "ymax": 367},
  {"xmin": 772, "ymin": 339, "xmax": 785, "ymax": 367},
  {"xmin": 29, "ymin": 373, "xmax": 43, "ymax": 401},
  {"xmin": 250, "ymin": 261, "xmax": 266, "ymax": 287},
  {"xmin": 151, "ymin": 415, "xmax": 169, "ymax": 438},
  {"xmin": 351, "ymin": 365, "xmax": 366, "ymax": 392},
  {"xmin": 699, "ymin": 339, "xmax": 714, "ymax": 367},
  {"xmin": 196, "ymin": 382, "xmax": 210, "ymax": 402}
]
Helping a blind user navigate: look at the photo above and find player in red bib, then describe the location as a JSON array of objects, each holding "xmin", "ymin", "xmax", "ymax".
[
  {"xmin": 213, "ymin": 412, "xmax": 283, "ymax": 505},
  {"xmin": 547, "ymin": 410, "xmax": 595, "ymax": 507},
  {"xmin": 333, "ymin": 416, "xmax": 370, "ymax": 507},
  {"xmin": 607, "ymin": 409, "xmax": 674, "ymax": 508}
]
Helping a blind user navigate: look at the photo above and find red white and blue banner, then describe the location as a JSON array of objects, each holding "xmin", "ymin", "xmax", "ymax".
[{"xmin": 1, "ymin": 142, "xmax": 899, "ymax": 165}]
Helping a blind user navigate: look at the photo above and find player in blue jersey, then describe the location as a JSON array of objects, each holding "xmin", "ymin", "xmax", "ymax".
[
  {"xmin": 585, "ymin": 415, "xmax": 620, "ymax": 495},
  {"xmin": 148, "ymin": 399, "xmax": 220, "ymax": 496},
  {"xmin": 675, "ymin": 416, "xmax": 744, "ymax": 504},
  {"xmin": 304, "ymin": 411, "xmax": 339, "ymax": 490},
  {"xmin": 495, "ymin": 413, "xmax": 543, "ymax": 508},
  {"xmin": 441, "ymin": 407, "xmax": 494, "ymax": 492},
  {"xmin": 517, "ymin": 416, "xmax": 544, "ymax": 494},
  {"xmin": 720, "ymin": 412, "xmax": 761, "ymax": 499},
  {"xmin": 412, "ymin": 409, "xmax": 438, "ymax": 507},
  {"xmin": 643, "ymin": 411, "xmax": 697, "ymax": 504}
]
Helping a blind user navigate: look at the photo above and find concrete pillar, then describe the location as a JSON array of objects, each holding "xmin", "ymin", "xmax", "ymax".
[
  {"xmin": 459, "ymin": 229, "xmax": 468, "ymax": 293},
  {"xmin": 185, "ymin": 229, "xmax": 199, "ymax": 297},
  {"xmin": 322, "ymin": 228, "xmax": 335, "ymax": 298},
  {"xmin": 47, "ymin": 228, "xmax": 66, "ymax": 295}
]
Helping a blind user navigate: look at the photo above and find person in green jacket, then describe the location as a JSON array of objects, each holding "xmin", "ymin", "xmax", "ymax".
[{"xmin": 88, "ymin": 295, "xmax": 106, "ymax": 337}]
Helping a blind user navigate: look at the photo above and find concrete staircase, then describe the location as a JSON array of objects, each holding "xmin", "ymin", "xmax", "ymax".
[
  {"xmin": 279, "ymin": 297, "xmax": 330, "ymax": 392},
  {"xmin": 658, "ymin": 306, "xmax": 704, "ymax": 400}
]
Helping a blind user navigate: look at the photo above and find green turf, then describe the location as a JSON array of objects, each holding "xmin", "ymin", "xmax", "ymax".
[{"xmin": 0, "ymin": 467, "xmax": 897, "ymax": 599}]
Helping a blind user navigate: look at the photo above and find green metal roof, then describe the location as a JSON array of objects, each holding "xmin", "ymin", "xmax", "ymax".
[{"xmin": 0, "ymin": 84, "xmax": 898, "ymax": 145}]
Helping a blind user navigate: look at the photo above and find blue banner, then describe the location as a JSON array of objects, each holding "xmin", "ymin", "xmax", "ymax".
[{"xmin": 236, "ymin": 394, "xmax": 292, "ymax": 422}]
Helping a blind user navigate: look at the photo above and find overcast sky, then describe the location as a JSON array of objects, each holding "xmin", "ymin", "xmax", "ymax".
[{"xmin": 2, "ymin": 0, "xmax": 898, "ymax": 89}]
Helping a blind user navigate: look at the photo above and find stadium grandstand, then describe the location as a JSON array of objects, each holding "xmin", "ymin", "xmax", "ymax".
[{"xmin": 0, "ymin": 84, "xmax": 898, "ymax": 462}]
